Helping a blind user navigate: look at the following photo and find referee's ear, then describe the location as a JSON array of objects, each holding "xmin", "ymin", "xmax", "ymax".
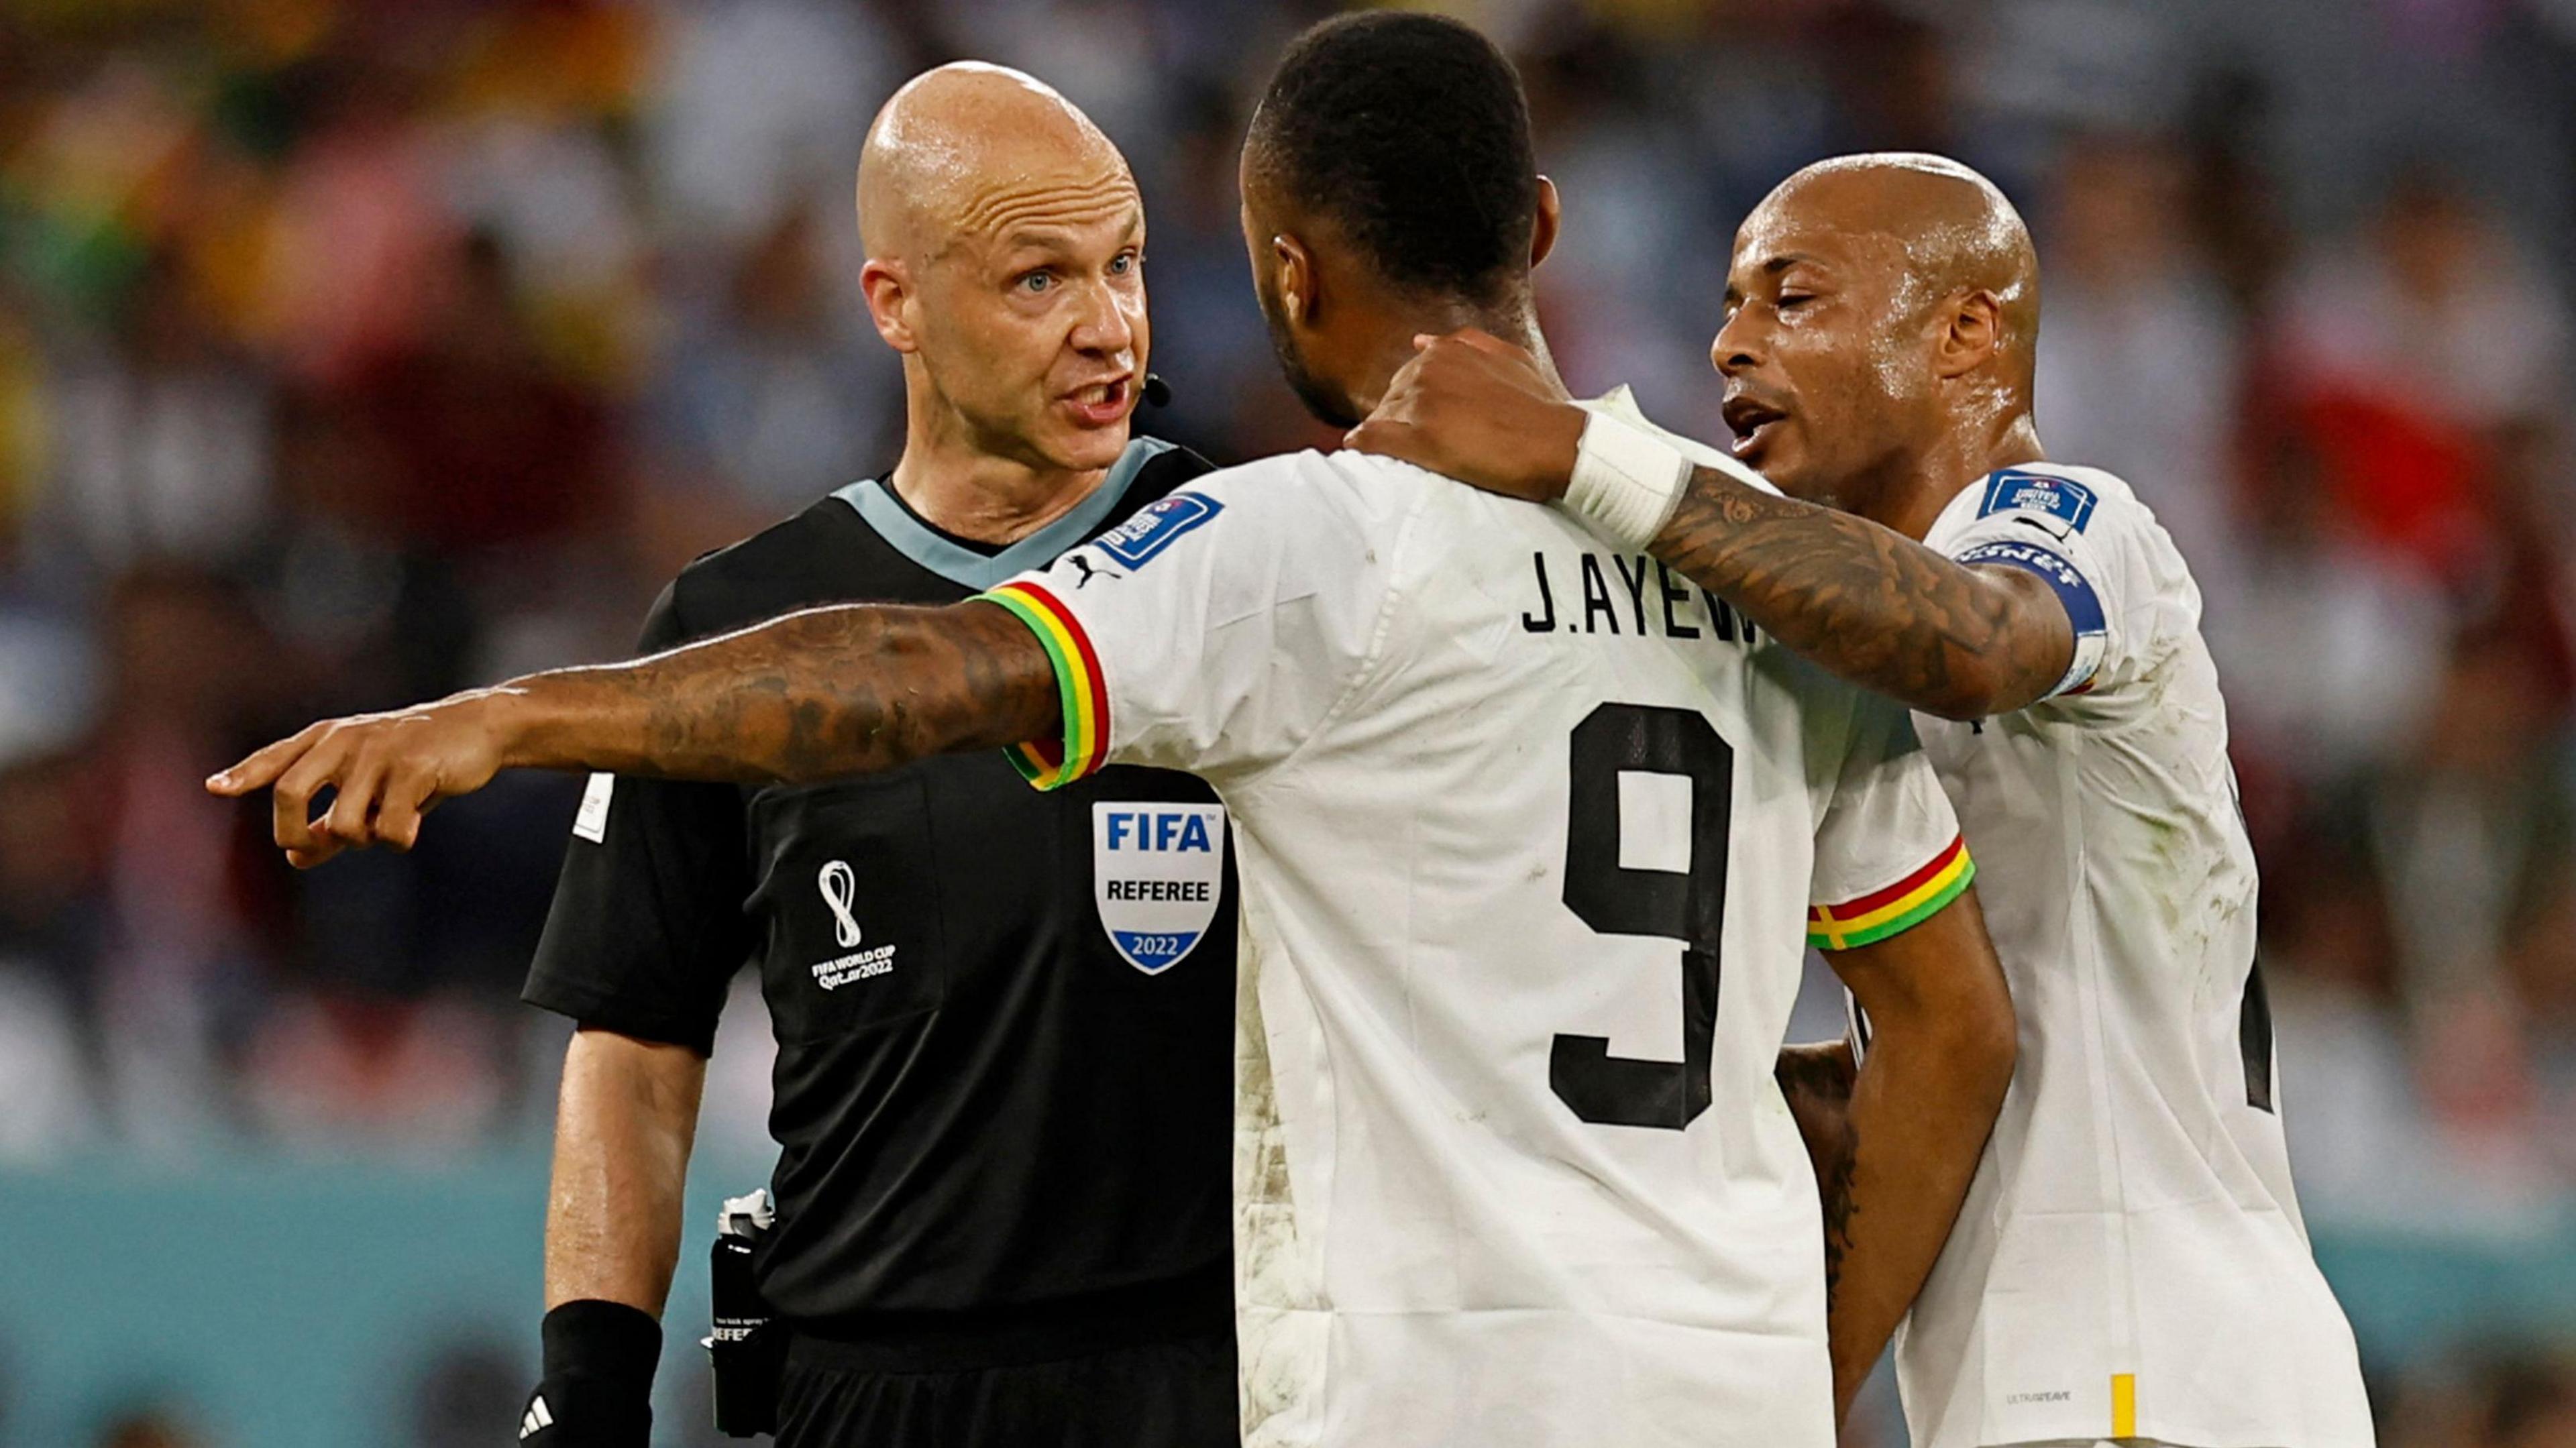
[
  {"xmin": 861, "ymin": 255, "xmax": 922, "ymax": 353},
  {"xmin": 1529, "ymin": 176, "xmax": 1561, "ymax": 271}
]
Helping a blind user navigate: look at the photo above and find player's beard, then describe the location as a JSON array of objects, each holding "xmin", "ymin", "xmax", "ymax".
[{"xmin": 1257, "ymin": 289, "xmax": 1362, "ymax": 430}]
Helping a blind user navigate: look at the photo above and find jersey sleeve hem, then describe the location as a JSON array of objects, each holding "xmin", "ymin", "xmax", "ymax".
[
  {"xmin": 1807, "ymin": 834, "xmax": 1974, "ymax": 950},
  {"xmin": 975, "ymin": 580, "xmax": 1110, "ymax": 791},
  {"xmin": 521, "ymin": 976, "xmax": 718, "ymax": 1057}
]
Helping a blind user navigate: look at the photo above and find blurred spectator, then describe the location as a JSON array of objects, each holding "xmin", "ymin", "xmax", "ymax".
[
  {"xmin": 2509, "ymin": 879, "xmax": 2576, "ymax": 1184},
  {"xmin": 2368, "ymin": 630, "xmax": 2568, "ymax": 1172},
  {"xmin": 2273, "ymin": 170, "xmax": 2569, "ymax": 577},
  {"xmin": 644, "ymin": 0, "xmax": 895, "ymax": 250},
  {"xmin": 242, "ymin": 987, "xmax": 510, "ymax": 1149},
  {"xmin": 335, "ymin": 229, "xmax": 615, "ymax": 558},
  {"xmin": 258, "ymin": 54, "xmax": 454, "ymax": 387},
  {"xmin": 2033, "ymin": 133, "xmax": 2247, "ymax": 603},
  {"xmin": 2210, "ymin": 428, "xmax": 2448, "ymax": 800},
  {"xmin": 0, "ymin": 757, "xmax": 96, "ymax": 1158},
  {"xmin": 80, "ymin": 566, "xmax": 277, "ymax": 1148},
  {"xmin": 48, "ymin": 248, "xmax": 272, "ymax": 571},
  {"xmin": 647, "ymin": 206, "xmax": 896, "ymax": 514}
]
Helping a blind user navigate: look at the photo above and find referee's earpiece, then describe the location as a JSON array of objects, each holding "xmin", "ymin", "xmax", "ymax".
[{"xmin": 1143, "ymin": 374, "xmax": 1172, "ymax": 408}]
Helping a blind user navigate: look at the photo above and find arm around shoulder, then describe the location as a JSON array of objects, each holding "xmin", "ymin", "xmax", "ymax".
[{"xmin": 1650, "ymin": 464, "xmax": 2076, "ymax": 720}]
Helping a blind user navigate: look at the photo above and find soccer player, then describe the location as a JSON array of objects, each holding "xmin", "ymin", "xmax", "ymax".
[
  {"xmin": 211, "ymin": 19, "xmax": 2017, "ymax": 1446},
  {"xmin": 511, "ymin": 66, "xmax": 1239, "ymax": 1448},
  {"xmin": 1346, "ymin": 154, "xmax": 2377, "ymax": 1447}
]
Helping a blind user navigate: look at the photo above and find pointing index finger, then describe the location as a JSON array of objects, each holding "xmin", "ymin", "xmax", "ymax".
[{"xmin": 207, "ymin": 723, "xmax": 325, "ymax": 797}]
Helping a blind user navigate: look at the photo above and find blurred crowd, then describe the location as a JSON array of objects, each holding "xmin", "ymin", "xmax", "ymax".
[{"xmin": 6, "ymin": 0, "xmax": 2576, "ymax": 1439}]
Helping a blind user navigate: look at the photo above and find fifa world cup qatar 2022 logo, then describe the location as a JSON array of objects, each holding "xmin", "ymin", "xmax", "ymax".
[
  {"xmin": 818, "ymin": 860, "xmax": 864, "ymax": 948},
  {"xmin": 809, "ymin": 859, "xmax": 896, "ymax": 989}
]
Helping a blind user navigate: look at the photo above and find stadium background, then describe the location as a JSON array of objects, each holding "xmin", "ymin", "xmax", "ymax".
[{"xmin": 2, "ymin": 0, "xmax": 2574, "ymax": 1443}]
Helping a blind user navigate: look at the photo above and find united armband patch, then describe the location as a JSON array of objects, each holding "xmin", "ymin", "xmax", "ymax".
[
  {"xmin": 1092, "ymin": 492, "xmax": 1224, "ymax": 569},
  {"xmin": 1978, "ymin": 469, "xmax": 2097, "ymax": 532}
]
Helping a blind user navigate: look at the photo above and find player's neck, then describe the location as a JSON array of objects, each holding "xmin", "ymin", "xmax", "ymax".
[
  {"xmin": 1346, "ymin": 298, "xmax": 1560, "ymax": 416},
  {"xmin": 1866, "ymin": 412, "xmax": 2046, "ymax": 542},
  {"xmin": 889, "ymin": 380, "xmax": 1112, "ymax": 547}
]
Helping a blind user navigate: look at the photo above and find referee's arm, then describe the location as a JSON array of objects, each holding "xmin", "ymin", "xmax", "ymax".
[
  {"xmin": 518, "ymin": 1029, "xmax": 702, "ymax": 1443},
  {"xmin": 517, "ymin": 579, "xmax": 751, "ymax": 1446},
  {"xmin": 546, "ymin": 1027, "xmax": 705, "ymax": 1317}
]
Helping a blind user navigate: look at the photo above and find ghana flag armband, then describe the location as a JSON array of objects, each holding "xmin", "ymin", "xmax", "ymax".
[
  {"xmin": 978, "ymin": 579, "xmax": 1110, "ymax": 791},
  {"xmin": 1808, "ymin": 835, "xmax": 1974, "ymax": 951}
]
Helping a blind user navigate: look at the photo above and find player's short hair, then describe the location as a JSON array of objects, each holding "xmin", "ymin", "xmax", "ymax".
[{"xmin": 1247, "ymin": 11, "xmax": 1539, "ymax": 306}]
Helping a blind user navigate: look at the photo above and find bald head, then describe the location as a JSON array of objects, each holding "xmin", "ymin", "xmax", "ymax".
[
  {"xmin": 852, "ymin": 63, "xmax": 1152, "ymax": 484},
  {"xmin": 1747, "ymin": 152, "xmax": 2040, "ymax": 388},
  {"xmin": 1713, "ymin": 152, "xmax": 2047, "ymax": 518},
  {"xmin": 857, "ymin": 62, "xmax": 1134, "ymax": 262}
]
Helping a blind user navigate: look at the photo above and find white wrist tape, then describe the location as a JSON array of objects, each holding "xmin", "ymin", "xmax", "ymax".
[{"xmin": 1562, "ymin": 408, "xmax": 1691, "ymax": 552}]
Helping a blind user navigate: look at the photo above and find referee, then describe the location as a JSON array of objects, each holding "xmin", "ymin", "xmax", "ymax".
[{"xmin": 517, "ymin": 66, "xmax": 1236, "ymax": 1447}]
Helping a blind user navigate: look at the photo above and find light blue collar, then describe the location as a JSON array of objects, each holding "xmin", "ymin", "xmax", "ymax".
[{"xmin": 833, "ymin": 437, "xmax": 1176, "ymax": 590}]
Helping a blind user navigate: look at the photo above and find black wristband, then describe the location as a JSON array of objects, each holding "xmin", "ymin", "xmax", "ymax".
[
  {"xmin": 529, "ymin": 1300, "xmax": 660, "ymax": 1443},
  {"xmin": 543, "ymin": 1299, "xmax": 663, "ymax": 1382}
]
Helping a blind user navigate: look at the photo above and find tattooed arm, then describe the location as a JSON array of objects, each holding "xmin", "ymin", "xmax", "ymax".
[
  {"xmin": 1346, "ymin": 329, "xmax": 2074, "ymax": 720},
  {"xmin": 1651, "ymin": 475, "xmax": 2072, "ymax": 720},
  {"xmin": 1809, "ymin": 888, "xmax": 2015, "ymax": 1425},
  {"xmin": 1776, "ymin": 1040, "xmax": 1858, "ymax": 1217},
  {"xmin": 207, "ymin": 601, "xmax": 1058, "ymax": 867}
]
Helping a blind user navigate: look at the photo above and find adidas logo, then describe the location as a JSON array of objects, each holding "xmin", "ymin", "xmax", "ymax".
[{"xmin": 519, "ymin": 1393, "xmax": 554, "ymax": 1440}]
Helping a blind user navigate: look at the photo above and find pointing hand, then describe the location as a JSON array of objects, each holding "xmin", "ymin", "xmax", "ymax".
[{"xmin": 207, "ymin": 689, "xmax": 521, "ymax": 867}]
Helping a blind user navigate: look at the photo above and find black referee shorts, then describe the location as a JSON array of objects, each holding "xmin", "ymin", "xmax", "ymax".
[{"xmin": 775, "ymin": 1327, "xmax": 1238, "ymax": 1448}]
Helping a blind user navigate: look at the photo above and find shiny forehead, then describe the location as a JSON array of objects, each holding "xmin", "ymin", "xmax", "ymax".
[
  {"xmin": 857, "ymin": 62, "xmax": 1140, "ymax": 262},
  {"xmin": 1736, "ymin": 152, "xmax": 2033, "ymax": 310}
]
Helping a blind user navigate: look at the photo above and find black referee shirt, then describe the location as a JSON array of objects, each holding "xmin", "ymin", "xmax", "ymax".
[{"xmin": 525, "ymin": 437, "xmax": 1235, "ymax": 1338}]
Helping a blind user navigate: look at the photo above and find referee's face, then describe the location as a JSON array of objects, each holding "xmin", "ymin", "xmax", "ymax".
[{"xmin": 910, "ymin": 186, "xmax": 1150, "ymax": 477}]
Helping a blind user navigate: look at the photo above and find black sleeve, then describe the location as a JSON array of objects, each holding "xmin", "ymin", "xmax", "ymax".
[{"xmin": 521, "ymin": 579, "xmax": 755, "ymax": 1056}]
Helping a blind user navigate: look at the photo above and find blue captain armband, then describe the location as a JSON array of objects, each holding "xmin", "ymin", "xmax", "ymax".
[{"xmin": 1956, "ymin": 538, "xmax": 2107, "ymax": 698}]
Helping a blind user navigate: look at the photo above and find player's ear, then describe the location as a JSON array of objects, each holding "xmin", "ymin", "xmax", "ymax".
[
  {"xmin": 1273, "ymin": 232, "xmax": 1317, "ymax": 329},
  {"xmin": 1529, "ymin": 176, "xmax": 1562, "ymax": 270},
  {"xmin": 1934, "ymin": 289, "xmax": 2004, "ymax": 380},
  {"xmin": 860, "ymin": 256, "xmax": 920, "ymax": 354}
]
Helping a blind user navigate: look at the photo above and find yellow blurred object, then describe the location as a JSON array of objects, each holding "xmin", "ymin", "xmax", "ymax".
[
  {"xmin": 527, "ymin": 282, "xmax": 657, "ymax": 396},
  {"xmin": 216, "ymin": 0, "xmax": 339, "ymax": 67},
  {"xmin": 0, "ymin": 318, "xmax": 49, "ymax": 536},
  {"xmin": 447, "ymin": 2, "xmax": 655, "ymax": 122}
]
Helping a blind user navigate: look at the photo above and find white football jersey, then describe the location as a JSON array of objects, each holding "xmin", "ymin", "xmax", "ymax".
[
  {"xmin": 979, "ymin": 408, "xmax": 1973, "ymax": 1448},
  {"xmin": 1894, "ymin": 463, "xmax": 2374, "ymax": 1448}
]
